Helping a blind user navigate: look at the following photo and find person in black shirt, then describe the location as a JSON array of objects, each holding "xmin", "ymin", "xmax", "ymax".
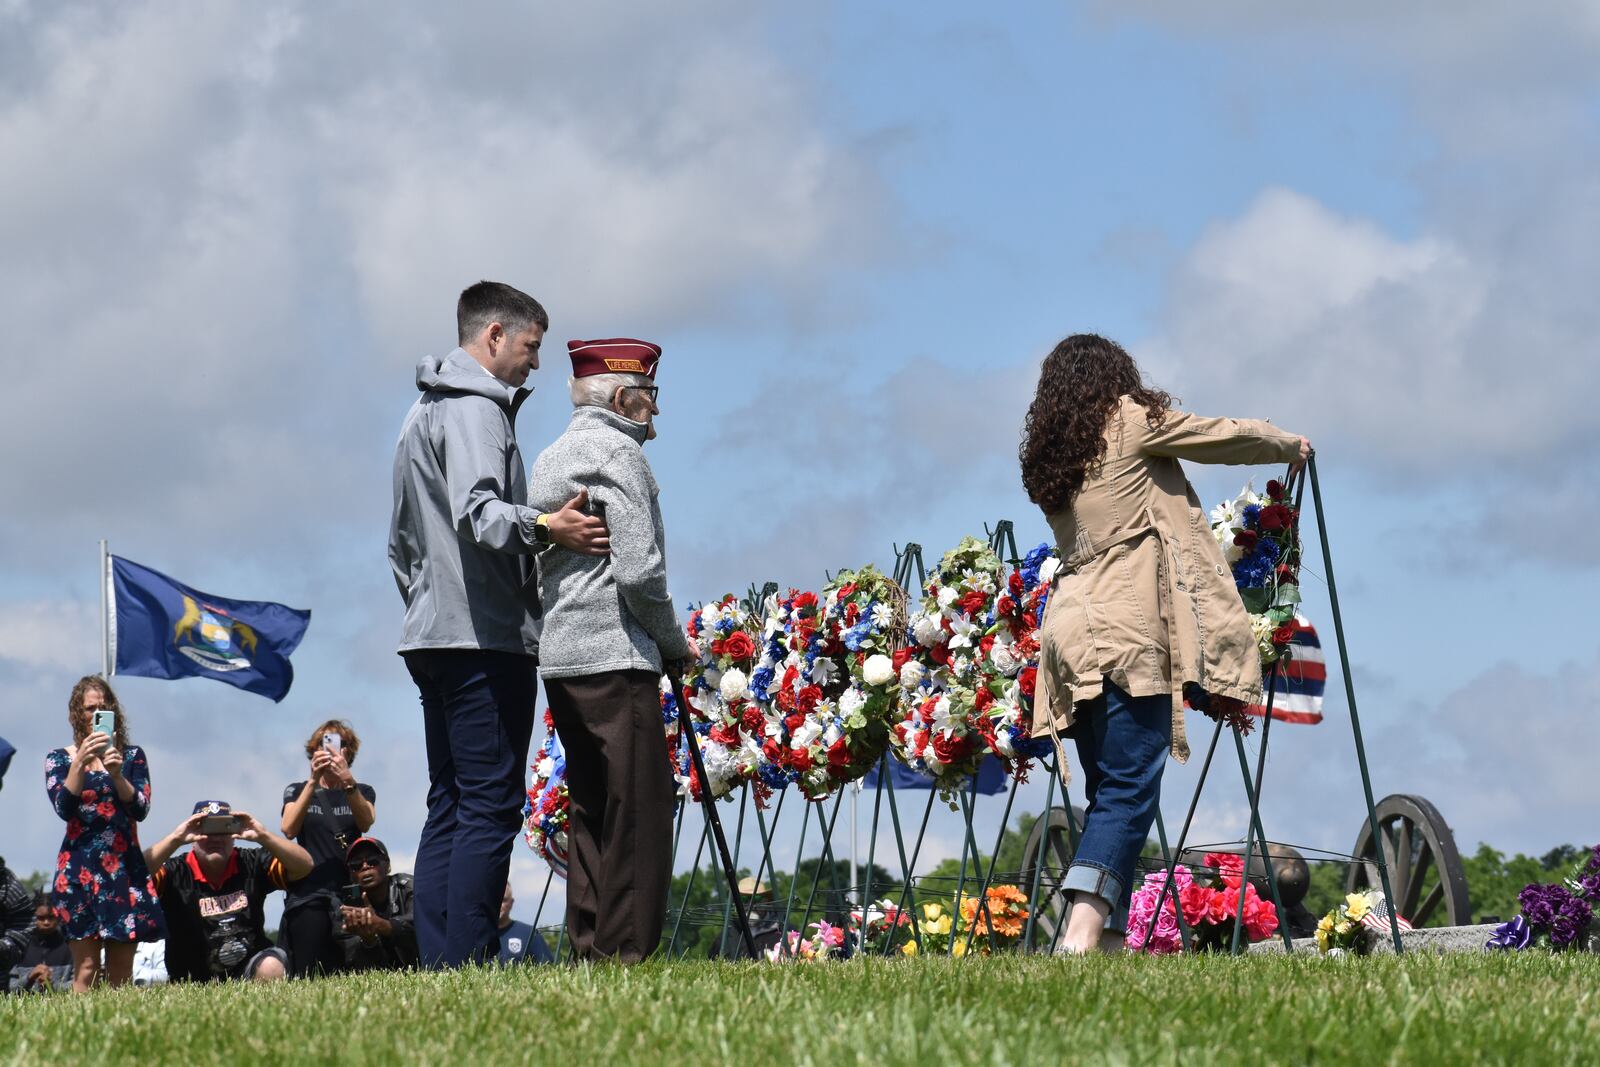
[
  {"xmin": 1, "ymin": 859, "xmax": 36, "ymax": 990},
  {"xmin": 279, "ymin": 719, "xmax": 376, "ymax": 977},
  {"xmin": 337, "ymin": 837, "xmax": 418, "ymax": 971},
  {"xmin": 144, "ymin": 801, "xmax": 313, "ymax": 983},
  {"xmin": 9, "ymin": 893, "xmax": 74, "ymax": 993}
]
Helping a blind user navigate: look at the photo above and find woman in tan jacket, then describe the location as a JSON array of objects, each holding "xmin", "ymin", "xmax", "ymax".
[{"xmin": 1020, "ymin": 334, "xmax": 1308, "ymax": 954}]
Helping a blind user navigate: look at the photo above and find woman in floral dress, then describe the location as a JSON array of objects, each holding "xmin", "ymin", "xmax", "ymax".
[{"xmin": 45, "ymin": 676, "xmax": 165, "ymax": 991}]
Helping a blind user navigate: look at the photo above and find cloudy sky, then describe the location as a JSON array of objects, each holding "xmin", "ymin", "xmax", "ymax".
[{"xmin": 3, "ymin": 2, "xmax": 1597, "ymax": 927}]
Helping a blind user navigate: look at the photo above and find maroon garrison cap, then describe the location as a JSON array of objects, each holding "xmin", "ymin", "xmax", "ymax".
[{"xmin": 567, "ymin": 338, "xmax": 662, "ymax": 380}]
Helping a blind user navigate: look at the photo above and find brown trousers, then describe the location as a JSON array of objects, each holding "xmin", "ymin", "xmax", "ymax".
[{"xmin": 543, "ymin": 669, "xmax": 675, "ymax": 962}]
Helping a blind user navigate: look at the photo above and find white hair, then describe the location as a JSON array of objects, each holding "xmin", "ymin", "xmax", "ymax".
[{"xmin": 570, "ymin": 371, "xmax": 653, "ymax": 409}]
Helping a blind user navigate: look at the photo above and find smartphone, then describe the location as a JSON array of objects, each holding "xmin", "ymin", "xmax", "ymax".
[
  {"xmin": 341, "ymin": 883, "xmax": 365, "ymax": 907},
  {"xmin": 91, "ymin": 709, "xmax": 116, "ymax": 740},
  {"xmin": 198, "ymin": 814, "xmax": 240, "ymax": 836},
  {"xmin": 322, "ymin": 732, "xmax": 342, "ymax": 753}
]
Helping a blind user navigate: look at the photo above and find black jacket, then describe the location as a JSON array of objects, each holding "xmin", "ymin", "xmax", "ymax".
[{"xmin": 338, "ymin": 873, "xmax": 418, "ymax": 971}]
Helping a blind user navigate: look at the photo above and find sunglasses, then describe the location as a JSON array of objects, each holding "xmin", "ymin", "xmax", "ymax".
[{"xmin": 348, "ymin": 856, "xmax": 384, "ymax": 870}]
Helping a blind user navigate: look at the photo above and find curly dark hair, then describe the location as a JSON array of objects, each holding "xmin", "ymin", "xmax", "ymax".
[
  {"xmin": 1019, "ymin": 334, "xmax": 1176, "ymax": 515},
  {"xmin": 67, "ymin": 675, "xmax": 131, "ymax": 753}
]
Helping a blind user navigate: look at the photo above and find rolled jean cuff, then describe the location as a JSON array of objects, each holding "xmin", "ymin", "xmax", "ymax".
[{"xmin": 1065, "ymin": 862, "xmax": 1129, "ymax": 932}]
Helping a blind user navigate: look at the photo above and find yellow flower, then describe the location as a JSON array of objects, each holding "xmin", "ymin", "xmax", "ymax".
[
  {"xmin": 952, "ymin": 938, "xmax": 968, "ymax": 958},
  {"xmin": 1317, "ymin": 915, "xmax": 1334, "ymax": 934},
  {"xmin": 922, "ymin": 902, "xmax": 946, "ymax": 923},
  {"xmin": 901, "ymin": 939, "xmax": 918, "ymax": 957},
  {"xmin": 1344, "ymin": 893, "xmax": 1371, "ymax": 921},
  {"xmin": 1315, "ymin": 928, "xmax": 1329, "ymax": 952},
  {"xmin": 1335, "ymin": 920, "xmax": 1353, "ymax": 937},
  {"xmin": 927, "ymin": 915, "xmax": 952, "ymax": 936}
]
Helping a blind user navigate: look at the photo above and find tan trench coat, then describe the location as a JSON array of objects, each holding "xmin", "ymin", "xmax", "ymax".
[{"xmin": 1033, "ymin": 397, "xmax": 1301, "ymax": 768}]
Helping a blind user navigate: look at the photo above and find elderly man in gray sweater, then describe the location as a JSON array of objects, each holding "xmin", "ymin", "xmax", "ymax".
[{"xmin": 527, "ymin": 337, "xmax": 694, "ymax": 963}]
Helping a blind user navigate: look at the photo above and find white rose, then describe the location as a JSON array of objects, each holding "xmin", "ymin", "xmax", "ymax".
[
  {"xmin": 839, "ymin": 687, "xmax": 866, "ymax": 718},
  {"xmin": 990, "ymin": 640, "xmax": 1020, "ymax": 677},
  {"xmin": 936, "ymin": 586, "xmax": 958, "ymax": 609},
  {"xmin": 719, "ymin": 668, "xmax": 749, "ymax": 704},
  {"xmin": 899, "ymin": 660, "xmax": 926, "ymax": 689},
  {"xmin": 862, "ymin": 654, "xmax": 895, "ymax": 687}
]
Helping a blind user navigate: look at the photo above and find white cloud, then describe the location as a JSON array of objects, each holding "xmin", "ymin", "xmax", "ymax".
[{"xmin": 0, "ymin": 599, "xmax": 97, "ymax": 672}]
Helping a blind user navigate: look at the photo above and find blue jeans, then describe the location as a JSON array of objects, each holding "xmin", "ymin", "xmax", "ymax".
[
  {"xmin": 1064, "ymin": 680, "xmax": 1171, "ymax": 931},
  {"xmin": 405, "ymin": 649, "xmax": 537, "ymax": 968}
]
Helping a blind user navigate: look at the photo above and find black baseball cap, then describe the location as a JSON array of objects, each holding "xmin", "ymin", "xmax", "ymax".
[
  {"xmin": 192, "ymin": 800, "xmax": 232, "ymax": 816},
  {"xmin": 346, "ymin": 836, "xmax": 389, "ymax": 861}
]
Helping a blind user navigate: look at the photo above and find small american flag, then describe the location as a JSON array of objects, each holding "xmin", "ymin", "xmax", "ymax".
[
  {"xmin": 1248, "ymin": 614, "xmax": 1325, "ymax": 725},
  {"xmin": 1360, "ymin": 892, "xmax": 1414, "ymax": 934}
]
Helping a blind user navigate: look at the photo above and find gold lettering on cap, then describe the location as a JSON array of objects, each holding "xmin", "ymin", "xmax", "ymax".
[{"xmin": 603, "ymin": 358, "xmax": 647, "ymax": 373}]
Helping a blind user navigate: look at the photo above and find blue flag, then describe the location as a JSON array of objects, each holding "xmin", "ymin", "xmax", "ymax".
[
  {"xmin": 863, "ymin": 754, "xmax": 1010, "ymax": 796},
  {"xmin": 111, "ymin": 556, "xmax": 310, "ymax": 702}
]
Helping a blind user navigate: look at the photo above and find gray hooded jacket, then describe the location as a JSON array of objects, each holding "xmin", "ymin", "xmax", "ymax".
[
  {"xmin": 527, "ymin": 406, "xmax": 691, "ymax": 678},
  {"xmin": 389, "ymin": 348, "xmax": 545, "ymax": 656}
]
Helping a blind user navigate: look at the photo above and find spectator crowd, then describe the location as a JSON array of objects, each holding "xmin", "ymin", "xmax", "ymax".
[{"xmin": 1, "ymin": 676, "xmax": 548, "ymax": 994}]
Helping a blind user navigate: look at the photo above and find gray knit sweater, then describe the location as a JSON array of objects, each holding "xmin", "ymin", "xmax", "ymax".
[{"xmin": 527, "ymin": 407, "xmax": 692, "ymax": 678}]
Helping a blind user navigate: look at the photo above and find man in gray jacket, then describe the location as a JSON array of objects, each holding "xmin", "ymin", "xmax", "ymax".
[
  {"xmin": 528, "ymin": 337, "xmax": 694, "ymax": 962},
  {"xmin": 389, "ymin": 281, "xmax": 608, "ymax": 969}
]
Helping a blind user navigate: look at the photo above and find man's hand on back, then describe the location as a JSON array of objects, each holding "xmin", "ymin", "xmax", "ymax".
[{"xmin": 545, "ymin": 490, "xmax": 609, "ymax": 556}]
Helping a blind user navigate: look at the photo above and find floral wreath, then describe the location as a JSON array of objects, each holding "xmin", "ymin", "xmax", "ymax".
[
  {"xmin": 679, "ymin": 594, "xmax": 765, "ymax": 803},
  {"xmin": 895, "ymin": 537, "xmax": 1006, "ymax": 797},
  {"xmin": 522, "ymin": 710, "xmax": 569, "ymax": 877}
]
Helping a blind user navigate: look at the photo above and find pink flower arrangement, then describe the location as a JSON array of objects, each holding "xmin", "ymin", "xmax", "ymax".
[{"xmin": 1127, "ymin": 853, "xmax": 1280, "ymax": 953}]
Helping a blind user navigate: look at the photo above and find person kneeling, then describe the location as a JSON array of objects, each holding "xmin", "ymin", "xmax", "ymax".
[
  {"xmin": 338, "ymin": 837, "xmax": 417, "ymax": 972},
  {"xmin": 143, "ymin": 802, "xmax": 313, "ymax": 983}
]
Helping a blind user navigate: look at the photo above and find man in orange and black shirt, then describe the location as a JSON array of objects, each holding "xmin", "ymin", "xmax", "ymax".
[{"xmin": 143, "ymin": 801, "xmax": 313, "ymax": 983}]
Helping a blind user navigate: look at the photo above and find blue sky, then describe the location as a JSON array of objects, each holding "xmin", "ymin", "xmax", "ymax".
[{"xmin": 3, "ymin": 2, "xmax": 1596, "ymax": 926}]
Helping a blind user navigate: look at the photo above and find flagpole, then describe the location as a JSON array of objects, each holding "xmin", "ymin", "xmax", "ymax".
[{"xmin": 100, "ymin": 540, "xmax": 114, "ymax": 678}]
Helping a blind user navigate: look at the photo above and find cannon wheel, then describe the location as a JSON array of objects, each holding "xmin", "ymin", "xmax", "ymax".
[
  {"xmin": 1345, "ymin": 794, "xmax": 1470, "ymax": 928},
  {"xmin": 1018, "ymin": 805, "xmax": 1084, "ymax": 952}
]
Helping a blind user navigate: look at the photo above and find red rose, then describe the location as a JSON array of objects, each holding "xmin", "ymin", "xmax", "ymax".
[
  {"xmin": 974, "ymin": 686, "xmax": 996, "ymax": 711},
  {"xmin": 931, "ymin": 732, "xmax": 974, "ymax": 765},
  {"xmin": 721, "ymin": 631, "xmax": 757, "ymax": 662},
  {"xmin": 844, "ymin": 603, "xmax": 860, "ymax": 626},
  {"xmin": 741, "ymin": 706, "xmax": 765, "ymax": 733},
  {"xmin": 958, "ymin": 590, "xmax": 988, "ymax": 617},
  {"xmin": 762, "ymin": 739, "xmax": 783, "ymax": 764},
  {"xmin": 892, "ymin": 647, "xmax": 913, "ymax": 671},
  {"xmin": 1018, "ymin": 666, "xmax": 1037, "ymax": 698},
  {"xmin": 838, "ymin": 583, "xmax": 858, "ymax": 599},
  {"xmin": 1009, "ymin": 572, "xmax": 1024, "ymax": 596},
  {"xmin": 790, "ymin": 748, "xmax": 813, "ymax": 772},
  {"xmin": 797, "ymin": 685, "xmax": 822, "ymax": 714},
  {"xmin": 978, "ymin": 634, "xmax": 996, "ymax": 659},
  {"xmin": 709, "ymin": 724, "xmax": 738, "ymax": 746},
  {"xmin": 783, "ymin": 712, "xmax": 805, "ymax": 733},
  {"xmin": 827, "ymin": 738, "xmax": 851, "ymax": 768},
  {"xmin": 1270, "ymin": 623, "xmax": 1296, "ymax": 646},
  {"xmin": 1258, "ymin": 505, "xmax": 1293, "ymax": 532},
  {"xmin": 929, "ymin": 643, "xmax": 951, "ymax": 667},
  {"xmin": 1233, "ymin": 529, "xmax": 1258, "ymax": 550},
  {"xmin": 709, "ymin": 636, "xmax": 726, "ymax": 657},
  {"xmin": 1266, "ymin": 479, "xmax": 1283, "ymax": 500},
  {"xmin": 995, "ymin": 595, "xmax": 1015, "ymax": 618}
]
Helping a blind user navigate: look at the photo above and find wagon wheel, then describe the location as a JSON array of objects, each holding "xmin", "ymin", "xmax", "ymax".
[
  {"xmin": 1345, "ymin": 794, "xmax": 1470, "ymax": 928},
  {"xmin": 1018, "ymin": 805, "xmax": 1084, "ymax": 952}
]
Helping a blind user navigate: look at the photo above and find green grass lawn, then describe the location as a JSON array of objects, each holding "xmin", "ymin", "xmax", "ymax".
[{"xmin": 4, "ymin": 953, "xmax": 1596, "ymax": 1066}]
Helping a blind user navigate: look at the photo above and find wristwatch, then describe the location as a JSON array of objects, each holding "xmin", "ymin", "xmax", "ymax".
[{"xmin": 533, "ymin": 513, "xmax": 552, "ymax": 545}]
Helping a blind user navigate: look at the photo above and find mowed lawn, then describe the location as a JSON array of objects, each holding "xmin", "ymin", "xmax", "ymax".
[{"xmin": 4, "ymin": 953, "xmax": 1597, "ymax": 1066}]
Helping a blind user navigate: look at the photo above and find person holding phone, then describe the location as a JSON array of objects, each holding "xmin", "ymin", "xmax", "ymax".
[
  {"xmin": 43, "ymin": 676, "xmax": 165, "ymax": 992},
  {"xmin": 144, "ymin": 801, "xmax": 313, "ymax": 983},
  {"xmin": 278, "ymin": 719, "xmax": 375, "ymax": 977},
  {"xmin": 336, "ymin": 837, "xmax": 418, "ymax": 971}
]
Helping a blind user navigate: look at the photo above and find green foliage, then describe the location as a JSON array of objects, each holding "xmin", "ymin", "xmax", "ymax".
[{"xmin": 3, "ymin": 953, "xmax": 1597, "ymax": 1065}]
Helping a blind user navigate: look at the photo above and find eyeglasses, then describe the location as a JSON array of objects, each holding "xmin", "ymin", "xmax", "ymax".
[
  {"xmin": 349, "ymin": 857, "xmax": 383, "ymax": 871},
  {"xmin": 624, "ymin": 385, "xmax": 660, "ymax": 403}
]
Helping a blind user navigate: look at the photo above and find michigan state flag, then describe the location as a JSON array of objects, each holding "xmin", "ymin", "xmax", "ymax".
[{"xmin": 110, "ymin": 556, "xmax": 311, "ymax": 702}]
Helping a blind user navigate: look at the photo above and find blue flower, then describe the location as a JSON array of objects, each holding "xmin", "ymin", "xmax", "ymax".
[
  {"xmin": 751, "ymin": 666, "xmax": 775, "ymax": 701},
  {"xmin": 1020, "ymin": 543, "xmax": 1052, "ymax": 589},
  {"xmin": 1242, "ymin": 504, "xmax": 1261, "ymax": 525}
]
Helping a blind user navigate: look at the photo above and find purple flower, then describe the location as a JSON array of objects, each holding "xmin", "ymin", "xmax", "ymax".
[
  {"xmin": 1518, "ymin": 883, "xmax": 1567, "ymax": 927},
  {"xmin": 1550, "ymin": 894, "xmax": 1594, "ymax": 950},
  {"xmin": 1486, "ymin": 915, "xmax": 1532, "ymax": 950}
]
